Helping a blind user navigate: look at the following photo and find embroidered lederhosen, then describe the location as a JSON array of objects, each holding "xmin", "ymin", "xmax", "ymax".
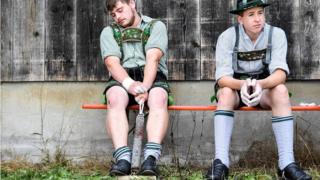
[
  {"xmin": 103, "ymin": 20, "xmax": 171, "ymax": 104},
  {"xmin": 213, "ymin": 24, "xmax": 273, "ymax": 101}
]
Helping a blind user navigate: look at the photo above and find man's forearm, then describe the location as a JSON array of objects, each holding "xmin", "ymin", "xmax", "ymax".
[
  {"xmin": 143, "ymin": 61, "xmax": 158, "ymax": 89},
  {"xmin": 105, "ymin": 57, "xmax": 130, "ymax": 83},
  {"xmin": 143, "ymin": 49, "xmax": 162, "ymax": 89},
  {"xmin": 218, "ymin": 76, "xmax": 245, "ymax": 90},
  {"xmin": 258, "ymin": 69, "xmax": 286, "ymax": 89}
]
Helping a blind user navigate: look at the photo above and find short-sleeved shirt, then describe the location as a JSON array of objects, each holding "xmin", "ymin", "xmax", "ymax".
[
  {"xmin": 100, "ymin": 14, "xmax": 168, "ymax": 78},
  {"xmin": 215, "ymin": 23, "xmax": 289, "ymax": 81}
]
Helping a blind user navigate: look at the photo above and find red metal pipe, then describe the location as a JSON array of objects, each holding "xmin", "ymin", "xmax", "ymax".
[{"xmin": 82, "ymin": 104, "xmax": 320, "ymax": 111}]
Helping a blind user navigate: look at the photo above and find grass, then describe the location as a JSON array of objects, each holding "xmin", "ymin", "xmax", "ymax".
[
  {"xmin": 1, "ymin": 160, "xmax": 111, "ymax": 180},
  {"xmin": 1, "ymin": 160, "xmax": 319, "ymax": 180}
]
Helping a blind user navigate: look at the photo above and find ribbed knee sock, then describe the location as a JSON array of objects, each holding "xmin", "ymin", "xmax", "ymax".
[
  {"xmin": 272, "ymin": 116, "xmax": 295, "ymax": 170},
  {"xmin": 214, "ymin": 110, "xmax": 234, "ymax": 167}
]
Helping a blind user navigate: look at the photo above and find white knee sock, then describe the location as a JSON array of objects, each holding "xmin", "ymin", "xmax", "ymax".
[
  {"xmin": 272, "ymin": 116, "xmax": 295, "ymax": 170},
  {"xmin": 214, "ymin": 110, "xmax": 234, "ymax": 167}
]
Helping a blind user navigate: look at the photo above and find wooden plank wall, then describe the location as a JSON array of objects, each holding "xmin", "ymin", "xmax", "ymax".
[
  {"xmin": 1, "ymin": 0, "xmax": 320, "ymax": 82},
  {"xmin": 1, "ymin": 0, "xmax": 46, "ymax": 81}
]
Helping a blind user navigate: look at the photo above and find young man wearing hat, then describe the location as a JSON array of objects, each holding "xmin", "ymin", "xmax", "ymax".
[
  {"xmin": 206, "ymin": 0, "xmax": 312, "ymax": 179},
  {"xmin": 100, "ymin": 0, "xmax": 170, "ymax": 177}
]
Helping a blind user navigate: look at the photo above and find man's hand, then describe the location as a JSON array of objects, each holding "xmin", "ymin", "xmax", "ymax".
[
  {"xmin": 135, "ymin": 92, "xmax": 149, "ymax": 103},
  {"xmin": 240, "ymin": 78, "xmax": 252, "ymax": 106},
  {"xmin": 122, "ymin": 77, "xmax": 148, "ymax": 96},
  {"xmin": 248, "ymin": 79, "xmax": 262, "ymax": 107},
  {"xmin": 134, "ymin": 83, "xmax": 150, "ymax": 103},
  {"xmin": 133, "ymin": 85, "xmax": 148, "ymax": 94},
  {"xmin": 128, "ymin": 82, "xmax": 148, "ymax": 96}
]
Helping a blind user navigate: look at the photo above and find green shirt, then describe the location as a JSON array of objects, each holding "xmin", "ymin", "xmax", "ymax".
[{"xmin": 100, "ymin": 15, "xmax": 168, "ymax": 78}]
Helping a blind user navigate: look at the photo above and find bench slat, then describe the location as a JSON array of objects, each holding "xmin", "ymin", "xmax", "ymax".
[{"xmin": 82, "ymin": 104, "xmax": 320, "ymax": 111}]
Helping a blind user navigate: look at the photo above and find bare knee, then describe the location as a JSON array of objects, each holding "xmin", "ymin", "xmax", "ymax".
[
  {"xmin": 148, "ymin": 88, "xmax": 168, "ymax": 109},
  {"xmin": 270, "ymin": 84, "xmax": 290, "ymax": 104},
  {"xmin": 217, "ymin": 87, "xmax": 238, "ymax": 108},
  {"xmin": 106, "ymin": 86, "xmax": 128, "ymax": 108}
]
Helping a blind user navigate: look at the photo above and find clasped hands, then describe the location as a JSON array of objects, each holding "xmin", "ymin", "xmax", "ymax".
[
  {"xmin": 240, "ymin": 78, "xmax": 262, "ymax": 107},
  {"xmin": 122, "ymin": 77, "xmax": 149, "ymax": 104}
]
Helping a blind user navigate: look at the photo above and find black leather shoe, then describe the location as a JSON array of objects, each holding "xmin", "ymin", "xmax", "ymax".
[
  {"xmin": 205, "ymin": 159, "xmax": 229, "ymax": 180},
  {"xmin": 278, "ymin": 162, "xmax": 312, "ymax": 180},
  {"xmin": 109, "ymin": 159, "xmax": 131, "ymax": 176},
  {"xmin": 139, "ymin": 156, "xmax": 159, "ymax": 176}
]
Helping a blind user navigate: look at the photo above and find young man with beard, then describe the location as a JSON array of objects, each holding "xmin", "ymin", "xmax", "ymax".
[{"xmin": 100, "ymin": 0, "xmax": 169, "ymax": 177}]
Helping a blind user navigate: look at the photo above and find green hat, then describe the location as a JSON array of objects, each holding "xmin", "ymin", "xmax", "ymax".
[{"xmin": 230, "ymin": 0, "xmax": 270, "ymax": 15}]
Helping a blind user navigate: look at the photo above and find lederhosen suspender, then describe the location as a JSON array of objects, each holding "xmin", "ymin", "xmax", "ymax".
[{"xmin": 232, "ymin": 24, "xmax": 273, "ymax": 80}]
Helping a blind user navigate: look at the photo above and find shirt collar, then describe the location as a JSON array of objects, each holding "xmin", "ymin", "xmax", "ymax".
[
  {"xmin": 138, "ymin": 13, "xmax": 152, "ymax": 28},
  {"xmin": 140, "ymin": 13, "xmax": 152, "ymax": 23}
]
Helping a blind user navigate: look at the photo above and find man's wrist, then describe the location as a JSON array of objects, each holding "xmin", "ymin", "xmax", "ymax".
[
  {"xmin": 239, "ymin": 79, "xmax": 246, "ymax": 89},
  {"xmin": 257, "ymin": 80, "xmax": 265, "ymax": 89},
  {"xmin": 142, "ymin": 82, "xmax": 152, "ymax": 91},
  {"xmin": 122, "ymin": 77, "xmax": 134, "ymax": 90}
]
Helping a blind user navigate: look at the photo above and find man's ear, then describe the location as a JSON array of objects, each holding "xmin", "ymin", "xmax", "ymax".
[
  {"xmin": 129, "ymin": 0, "xmax": 136, "ymax": 9},
  {"xmin": 237, "ymin": 15, "xmax": 243, "ymax": 24}
]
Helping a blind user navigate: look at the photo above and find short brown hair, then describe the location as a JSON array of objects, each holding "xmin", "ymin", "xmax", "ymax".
[{"xmin": 105, "ymin": 0, "xmax": 130, "ymax": 12}]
